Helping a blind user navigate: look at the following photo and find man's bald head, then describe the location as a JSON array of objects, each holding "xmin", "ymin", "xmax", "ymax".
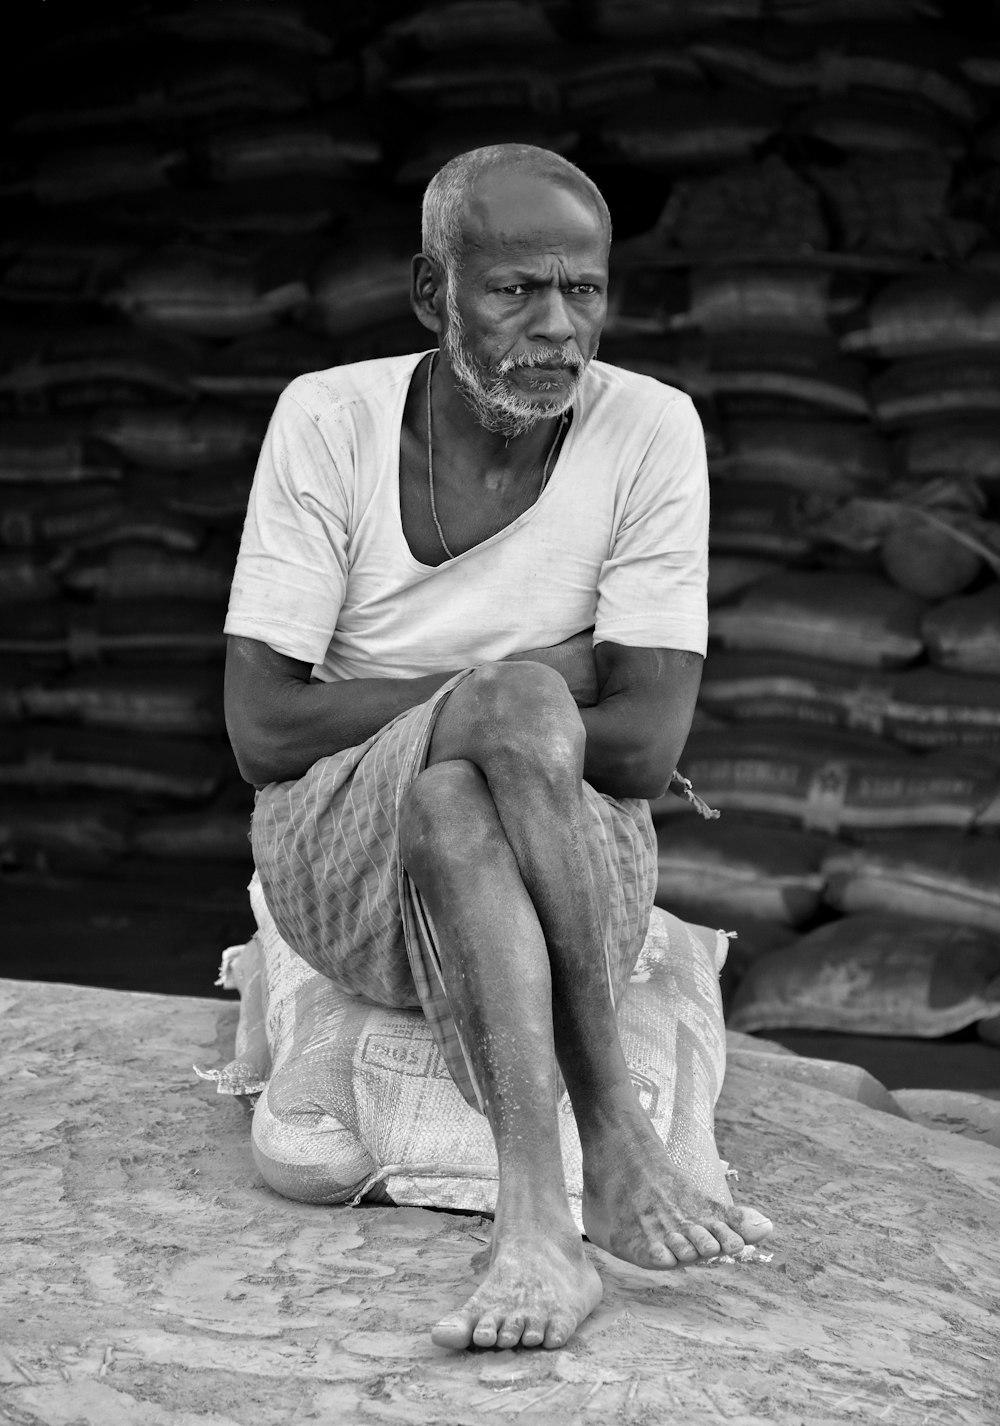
[{"xmin": 421, "ymin": 144, "xmax": 611, "ymax": 280}]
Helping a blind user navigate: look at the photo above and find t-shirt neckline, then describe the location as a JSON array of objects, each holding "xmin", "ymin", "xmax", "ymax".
[{"xmin": 393, "ymin": 349, "xmax": 578, "ymax": 572}]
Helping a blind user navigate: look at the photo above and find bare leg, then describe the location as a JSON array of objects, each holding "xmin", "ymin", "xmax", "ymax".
[
  {"xmin": 400, "ymin": 662, "xmax": 772, "ymax": 1347},
  {"xmin": 398, "ymin": 759, "xmax": 602, "ymax": 1350}
]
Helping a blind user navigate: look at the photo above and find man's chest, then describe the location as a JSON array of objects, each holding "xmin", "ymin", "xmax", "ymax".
[
  {"xmin": 397, "ymin": 430, "xmax": 563, "ymax": 568},
  {"xmin": 342, "ymin": 478, "xmax": 614, "ymax": 636}
]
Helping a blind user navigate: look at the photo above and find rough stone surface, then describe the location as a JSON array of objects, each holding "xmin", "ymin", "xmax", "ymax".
[{"xmin": 3, "ymin": 977, "xmax": 999, "ymax": 1426}]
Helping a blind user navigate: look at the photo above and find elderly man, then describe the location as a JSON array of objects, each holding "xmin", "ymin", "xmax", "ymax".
[{"xmin": 224, "ymin": 143, "xmax": 772, "ymax": 1352}]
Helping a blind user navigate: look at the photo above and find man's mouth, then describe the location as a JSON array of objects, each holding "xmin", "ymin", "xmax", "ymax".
[
  {"xmin": 505, "ymin": 355, "xmax": 583, "ymax": 381},
  {"xmin": 514, "ymin": 365, "xmax": 576, "ymax": 391},
  {"xmin": 500, "ymin": 350, "xmax": 582, "ymax": 375}
]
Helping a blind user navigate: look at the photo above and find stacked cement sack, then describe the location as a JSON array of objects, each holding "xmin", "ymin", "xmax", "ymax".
[
  {"xmin": 647, "ymin": 268, "xmax": 1000, "ymax": 1041},
  {"xmin": 622, "ymin": 3, "xmax": 1000, "ymax": 1042},
  {"xmin": 0, "ymin": 4, "xmax": 363, "ymax": 881},
  {"xmin": 1, "ymin": 0, "xmax": 999, "ymax": 1035}
]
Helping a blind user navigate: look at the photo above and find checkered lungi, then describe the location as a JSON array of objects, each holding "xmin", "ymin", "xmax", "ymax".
[{"xmin": 251, "ymin": 670, "xmax": 659, "ymax": 1111}]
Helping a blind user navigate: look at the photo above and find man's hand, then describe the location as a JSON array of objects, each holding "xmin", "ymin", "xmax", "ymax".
[{"xmin": 502, "ymin": 629, "xmax": 598, "ymax": 708}]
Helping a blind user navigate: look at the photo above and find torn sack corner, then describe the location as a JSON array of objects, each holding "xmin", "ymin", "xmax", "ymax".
[
  {"xmin": 669, "ymin": 769, "xmax": 720, "ymax": 821},
  {"xmin": 215, "ymin": 944, "xmax": 246, "ymax": 990},
  {"xmin": 193, "ymin": 1061, "xmax": 267, "ymax": 1097}
]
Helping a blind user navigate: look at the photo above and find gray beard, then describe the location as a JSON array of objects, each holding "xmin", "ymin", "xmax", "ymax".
[{"xmin": 443, "ymin": 294, "xmax": 587, "ymax": 439}]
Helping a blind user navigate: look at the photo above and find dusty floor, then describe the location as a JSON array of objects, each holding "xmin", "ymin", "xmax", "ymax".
[{"xmin": 3, "ymin": 977, "xmax": 999, "ymax": 1426}]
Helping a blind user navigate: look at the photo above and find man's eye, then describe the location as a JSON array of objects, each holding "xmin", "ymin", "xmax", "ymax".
[
  {"xmin": 569, "ymin": 284, "xmax": 599, "ymax": 295},
  {"xmin": 500, "ymin": 284, "xmax": 528, "ymax": 295}
]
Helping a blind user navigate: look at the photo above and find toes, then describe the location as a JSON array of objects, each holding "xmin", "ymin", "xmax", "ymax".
[
  {"xmin": 685, "ymin": 1224, "xmax": 723, "ymax": 1259},
  {"xmin": 732, "ymin": 1207, "xmax": 774, "ymax": 1244},
  {"xmin": 521, "ymin": 1315, "xmax": 547, "ymax": 1349},
  {"xmin": 644, "ymin": 1240, "xmax": 680, "ymax": 1269},
  {"xmin": 433, "ymin": 1306, "xmax": 562, "ymax": 1352},
  {"xmin": 495, "ymin": 1315, "xmax": 525, "ymax": 1350},
  {"xmin": 705, "ymin": 1219, "xmax": 745, "ymax": 1256},
  {"xmin": 431, "ymin": 1310, "xmax": 477, "ymax": 1351},
  {"xmin": 664, "ymin": 1231, "xmax": 699, "ymax": 1265},
  {"xmin": 472, "ymin": 1310, "xmax": 504, "ymax": 1348},
  {"xmin": 543, "ymin": 1313, "xmax": 576, "ymax": 1349}
]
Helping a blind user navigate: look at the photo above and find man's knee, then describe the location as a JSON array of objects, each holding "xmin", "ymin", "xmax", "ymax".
[
  {"xmin": 462, "ymin": 661, "xmax": 585, "ymax": 775},
  {"xmin": 399, "ymin": 759, "xmax": 497, "ymax": 877}
]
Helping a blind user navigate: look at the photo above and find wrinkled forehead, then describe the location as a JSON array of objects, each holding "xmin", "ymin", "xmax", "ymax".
[{"xmin": 458, "ymin": 168, "xmax": 609, "ymax": 266}]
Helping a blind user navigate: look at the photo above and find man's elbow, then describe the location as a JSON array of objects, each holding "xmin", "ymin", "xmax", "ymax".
[
  {"xmin": 620, "ymin": 763, "xmax": 676, "ymax": 802},
  {"xmin": 225, "ymin": 706, "xmax": 280, "ymax": 788},
  {"xmin": 598, "ymin": 746, "xmax": 677, "ymax": 801},
  {"xmin": 228, "ymin": 730, "xmax": 268, "ymax": 788}
]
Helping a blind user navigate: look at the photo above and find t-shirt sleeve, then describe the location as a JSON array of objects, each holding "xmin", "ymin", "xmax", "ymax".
[
  {"xmin": 224, "ymin": 387, "xmax": 350, "ymax": 665},
  {"xmin": 594, "ymin": 391, "xmax": 709, "ymax": 656}
]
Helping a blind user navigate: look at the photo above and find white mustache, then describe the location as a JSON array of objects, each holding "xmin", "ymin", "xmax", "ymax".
[{"xmin": 497, "ymin": 349, "xmax": 583, "ymax": 375}]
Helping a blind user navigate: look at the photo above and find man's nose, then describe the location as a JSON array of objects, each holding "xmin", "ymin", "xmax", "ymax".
[{"xmin": 528, "ymin": 288, "xmax": 575, "ymax": 345}]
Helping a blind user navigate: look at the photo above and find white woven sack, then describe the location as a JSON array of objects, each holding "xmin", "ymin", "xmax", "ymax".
[{"xmin": 205, "ymin": 872, "xmax": 733, "ymax": 1227}]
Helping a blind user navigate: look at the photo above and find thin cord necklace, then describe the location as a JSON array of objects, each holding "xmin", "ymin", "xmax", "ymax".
[{"xmin": 425, "ymin": 351, "xmax": 566, "ymax": 562}]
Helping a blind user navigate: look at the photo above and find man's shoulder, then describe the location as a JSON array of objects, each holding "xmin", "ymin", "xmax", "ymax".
[
  {"xmin": 279, "ymin": 350, "xmax": 429, "ymax": 423},
  {"xmin": 584, "ymin": 358, "xmax": 695, "ymax": 427}
]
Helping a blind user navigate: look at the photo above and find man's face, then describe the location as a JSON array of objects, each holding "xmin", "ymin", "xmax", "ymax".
[{"xmin": 441, "ymin": 169, "xmax": 609, "ymax": 438}]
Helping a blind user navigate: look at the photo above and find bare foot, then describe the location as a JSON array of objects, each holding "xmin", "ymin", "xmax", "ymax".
[
  {"xmin": 581, "ymin": 1106, "xmax": 773, "ymax": 1269},
  {"xmin": 432, "ymin": 1227, "xmax": 603, "ymax": 1351}
]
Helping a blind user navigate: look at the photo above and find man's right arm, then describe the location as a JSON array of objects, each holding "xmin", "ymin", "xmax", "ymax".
[
  {"xmin": 225, "ymin": 630, "xmax": 600, "ymax": 788},
  {"xmin": 225, "ymin": 636, "xmax": 460, "ymax": 786}
]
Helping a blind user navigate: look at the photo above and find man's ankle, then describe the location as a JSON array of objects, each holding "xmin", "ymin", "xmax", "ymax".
[
  {"xmin": 573, "ymin": 1080, "xmax": 650, "ymax": 1147},
  {"xmin": 493, "ymin": 1178, "xmax": 580, "ymax": 1245}
]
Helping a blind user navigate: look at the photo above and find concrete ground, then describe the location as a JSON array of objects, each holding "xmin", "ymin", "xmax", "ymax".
[{"xmin": 3, "ymin": 976, "xmax": 999, "ymax": 1426}]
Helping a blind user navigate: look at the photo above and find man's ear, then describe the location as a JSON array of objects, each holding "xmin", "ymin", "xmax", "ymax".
[{"xmin": 411, "ymin": 254, "xmax": 445, "ymax": 335}]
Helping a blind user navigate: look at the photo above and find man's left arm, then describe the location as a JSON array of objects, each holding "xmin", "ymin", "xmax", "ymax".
[
  {"xmin": 579, "ymin": 388, "xmax": 709, "ymax": 798},
  {"xmin": 579, "ymin": 641, "xmax": 702, "ymax": 800}
]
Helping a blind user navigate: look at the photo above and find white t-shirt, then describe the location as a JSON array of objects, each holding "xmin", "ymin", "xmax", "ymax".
[{"xmin": 225, "ymin": 351, "xmax": 709, "ymax": 681}]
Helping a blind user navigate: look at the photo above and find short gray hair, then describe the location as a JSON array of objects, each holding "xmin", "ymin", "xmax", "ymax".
[{"xmin": 421, "ymin": 144, "xmax": 611, "ymax": 279}]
